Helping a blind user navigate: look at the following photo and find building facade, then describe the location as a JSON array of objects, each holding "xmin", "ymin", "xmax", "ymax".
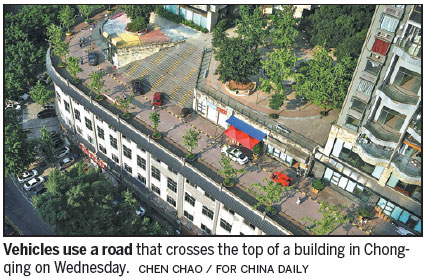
[{"xmin": 315, "ymin": 5, "xmax": 421, "ymax": 234}]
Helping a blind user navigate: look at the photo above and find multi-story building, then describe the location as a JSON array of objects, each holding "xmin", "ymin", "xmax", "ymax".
[{"xmin": 314, "ymin": 5, "xmax": 421, "ymax": 234}]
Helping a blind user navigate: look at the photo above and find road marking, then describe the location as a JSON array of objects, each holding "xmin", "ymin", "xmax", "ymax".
[
  {"xmin": 5, "ymin": 216, "xmax": 24, "ymax": 235},
  {"xmin": 178, "ymin": 90, "xmax": 193, "ymax": 107},
  {"xmin": 182, "ymin": 68, "xmax": 197, "ymax": 83},
  {"xmin": 169, "ymin": 85, "xmax": 181, "ymax": 99},
  {"xmin": 152, "ymin": 52, "xmax": 166, "ymax": 66},
  {"xmin": 167, "ymin": 60, "xmax": 181, "ymax": 75},
  {"xmin": 182, "ymin": 45, "xmax": 196, "ymax": 59},
  {"xmin": 126, "ymin": 60, "xmax": 142, "ymax": 77},
  {"xmin": 151, "ymin": 75, "xmax": 165, "ymax": 91},
  {"xmin": 138, "ymin": 67, "xmax": 151, "ymax": 80}
]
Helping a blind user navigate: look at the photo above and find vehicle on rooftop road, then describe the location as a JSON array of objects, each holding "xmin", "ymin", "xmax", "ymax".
[
  {"xmin": 271, "ymin": 171, "xmax": 293, "ymax": 186},
  {"xmin": 88, "ymin": 52, "xmax": 98, "ymax": 66},
  {"xmin": 152, "ymin": 92, "xmax": 163, "ymax": 106},
  {"xmin": 17, "ymin": 169, "xmax": 38, "ymax": 183},
  {"xmin": 24, "ymin": 176, "xmax": 45, "ymax": 191},
  {"xmin": 132, "ymin": 80, "xmax": 143, "ymax": 95},
  {"xmin": 221, "ymin": 145, "xmax": 248, "ymax": 165},
  {"xmin": 37, "ymin": 109, "xmax": 56, "ymax": 119}
]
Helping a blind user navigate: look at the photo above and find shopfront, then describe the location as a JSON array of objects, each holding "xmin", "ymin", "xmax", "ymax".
[{"xmin": 265, "ymin": 136, "xmax": 309, "ymax": 172}]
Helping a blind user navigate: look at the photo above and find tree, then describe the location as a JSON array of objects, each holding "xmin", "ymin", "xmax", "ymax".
[
  {"xmin": 116, "ymin": 93, "xmax": 135, "ymax": 118},
  {"xmin": 247, "ymin": 178, "xmax": 289, "ymax": 214},
  {"xmin": 269, "ymin": 5, "xmax": 299, "ymax": 49},
  {"xmin": 218, "ymin": 153, "xmax": 246, "ymax": 187},
  {"xmin": 78, "ymin": 5, "xmax": 95, "ymax": 23},
  {"xmin": 268, "ymin": 93, "xmax": 285, "ymax": 118},
  {"xmin": 66, "ymin": 56, "xmax": 83, "ymax": 83},
  {"xmin": 87, "ymin": 70, "xmax": 108, "ymax": 99},
  {"xmin": 59, "ymin": 5, "xmax": 77, "ymax": 33},
  {"xmin": 5, "ymin": 110, "xmax": 38, "ymax": 176},
  {"xmin": 33, "ymin": 162, "xmax": 166, "ymax": 235},
  {"xmin": 5, "ymin": 71, "xmax": 27, "ymax": 101},
  {"xmin": 149, "ymin": 110, "xmax": 161, "ymax": 138},
  {"xmin": 47, "ymin": 24, "xmax": 69, "ymax": 66},
  {"xmin": 121, "ymin": 5, "xmax": 155, "ymax": 32},
  {"xmin": 29, "ymin": 81, "xmax": 54, "ymax": 107},
  {"xmin": 304, "ymin": 202, "xmax": 349, "ymax": 235},
  {"xmin": 182, "ymin": 128, "xmax": 201, "ymax": 160},
  {"xmin": 215, "ymin": 36, "xmax": 261, "ymax": 84},
  {"xmin": 40, "ymin": 126, "xmax": 56, "ymax": 163},
  {"xmin": 236, "ymin": 5, "xmax": 269, "ymax": 48}
]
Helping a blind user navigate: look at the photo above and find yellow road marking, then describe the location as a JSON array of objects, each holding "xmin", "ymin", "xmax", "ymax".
[
  {"xmin": 169, "ymin": 85, "xmax": 181, "ymax": 98},
  {"xmin": 183, "ymin": 68, "xmax": 197, "ymax": 83},
  {"xmin": 138, "ymin": 67, "xmax": 151, "ymax": 79},
  {"xmin": 126, "ymin": 60, "xmax": 142, "ymax": 77},
  {"xmin": 182, "ymin": 45, "xmax": 196, "ymax": 58},
  {"xmin": 167, "ymin": 60, "xmax": 181, "ymax": 74},
  {"xmin": 152, "ymin": 52, "xmax": 166, "ymax": 66},
  {"xmin": 178, "ymin": 90, "xmax": 193, "ymax": 107},
  {"xmin": 151, "ymin": 75, "xmax": 165, "ymax": 90}
]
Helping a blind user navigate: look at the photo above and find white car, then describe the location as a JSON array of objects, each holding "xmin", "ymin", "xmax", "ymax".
[
  {"xmin": 17, "ymin": 169, "xmax": 38, "ymax": 183},
  {"xmin": 55, "ymin": 146, "xmax": 70, "ymax": 159},
  {"xmin": 221, "ymin": 145, "xmax": 248, "ymax": 165},
  {"xmin": 24, "ymin": 176, "xmax": 45, "ymax": 191},
  {"xmin": 136, "ymin": 206, "xmax": 146, "ymax": 217},
  {"xmin": 6, "ymin": 103, "xmax": 22, "ymax": 110}
]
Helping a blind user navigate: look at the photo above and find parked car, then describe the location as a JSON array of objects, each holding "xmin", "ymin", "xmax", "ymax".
[
  {"xmin": 55, "ymin": 146, "xmax": 70, "ymax": 159},
  {"xmin": 132, "ymin": 80, "xmax": 143, "ymax": 95},
  {"xmin": 136, "ymin": 206, "xmax": 146, "ymax": 217},
  {"xmin": 6, "ymin": 101, "xmax": 22, "ymax": 111},
  {"xmin": 88, "ymin": 52, "xmax": 98, "ymax": 66},
  {"xmin": 152, "ymin": 92, "xmax": 163, "ymax": 106},
  {"xmin": 24, "ymin": 176, "xmax": 45, "ymax": 191},
  {"xmin": 31, "ymin": 184, "xmax": 47, "ymax": 195},
  {"xmin": 57, "ymin": 156, "xmax": 75, "ymax": 170},
  {"xmin": 43, "ymin": 103, "xmax": 55, "ymax": 110},
  {"xmin": 221, "ymin": 145, "xmax": 248, "ymax": 165},
  {"xmin": 37, "ymin": 109, "xmax": 56, "ymax": 119},
  {"xmin": 271, "ymin": 171, "xmax": 293, "ymax": 186},
  {"xmin": 180, "ymin": 107, "xmax": 192, "ymax": 118},
  {"xmin": 53, "ymin": 138, "xmax": 64, "ymax": 148},
  {"xmin": 17, "ymin": 169, "xmax": 38, "ymax": 183}
]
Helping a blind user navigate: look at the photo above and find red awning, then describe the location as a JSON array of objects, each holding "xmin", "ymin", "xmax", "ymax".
[
  {"xmin": 224, "ymin": 126, "xmax": 260, "ymax": 149},
  {"xmin": 372, "ymin": 38, "xmax": 390, "ymax": 56}
]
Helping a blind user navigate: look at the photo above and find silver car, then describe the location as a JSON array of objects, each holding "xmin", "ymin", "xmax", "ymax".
[
  {"xmin": 17, "ymin": 169, "xmax": 38, "ymax": 183},
  {"xmin": 221, "ymin": 145, "xmax": 248, "ymax": 165},
  {"xmin": 24, "ymin": 176, "xmax": 45, "ymax": 191}
]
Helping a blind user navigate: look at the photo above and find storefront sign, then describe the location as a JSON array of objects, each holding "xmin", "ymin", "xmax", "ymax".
[
  {"xmin": 79, "ymin": 143, "xmax": 107, "ymax": 170},
  {"xmin": 217, "ymin": 107, "xmax": 227, "ymax": 115}
]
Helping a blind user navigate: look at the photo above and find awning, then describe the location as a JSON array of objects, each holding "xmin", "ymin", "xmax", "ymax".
[
  {"xmin": 224, "ymin": 126, "xmax": 260, "ymax": 149},
  {"xmin": 372, "ymin": 38, "xmax": 390, "ymax": 56},
  {"xmin": 226, "ymin": 116, "xmax": 267, "ymax": 141}
]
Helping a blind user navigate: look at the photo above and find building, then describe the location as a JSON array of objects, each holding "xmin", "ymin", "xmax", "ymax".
[{"xmin": 314, "ymin": 5, "xmax": 421, "ymax": 234}]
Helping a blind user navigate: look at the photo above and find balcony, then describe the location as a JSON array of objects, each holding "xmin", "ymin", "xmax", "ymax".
[
  {"xmin": 409, "ymin": 5, "xmax": 421, "ymax": 25},
  {"xmin": 380, "ymin": 84, "xmax": 419, "ymax": 105},
  {"xmin": 364, "ymin": 121, "xmax": 400, "ymax": 144},
  {"xmin": 392, "ymin": 154, "xmax": 421, "ymax": 179},
  {"xmin": 355, "ymin": 138, "xmax": 392, "ymax": 162},
  {"xmin": 398, "ymin": 38, "xmax": 421, "ymax": 58}
]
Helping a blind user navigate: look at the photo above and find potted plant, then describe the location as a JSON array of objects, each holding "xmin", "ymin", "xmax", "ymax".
[
  {"xmin": 87, "ymin": 70, "xmax": 108, "ymax": 101},
  {"xmin": 358, "ymin": 206, "xmax": 374, "ymax": 220},
  {"xmin": 182, "ymin": 128, "xmax": 200, "ymax": 162},
  {"xmin": 116, "ymin": 93, "xmax": 135, "ymax": 119},
  {"xmin": 252, "ymin": 143, "xmax": 262, "ymax": 160},
  {"xmin": 218, "ymin": 153, "xmax": 246, "ymax": 188},
  {"xmin": 59, "ymin": 5, "xmax": 77, "ymax": 36},
  {"xmin": 149, "ymin": 110, "xmax": 162, "ymax": 139},
  {"xmin": 247, "ymin": 178, "xmax": 289, "ymax": 217},
  {"xmin": 311, "ymin": 179, "xmax": 325, "ymax": 194},
  {"xmin": 79, "ymin": 5, "xmax": 94, "ymax": 24},
  {"xmin": 66, "ymin": 56, "xmax": 83, "ymax": 84}
]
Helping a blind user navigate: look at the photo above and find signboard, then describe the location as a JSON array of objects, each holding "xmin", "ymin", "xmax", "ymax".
[
  {"xmin": 79, "ymin": 143, "xmax": 107, "ymax": 170},
  {"xmin": 217, "ymin": 107, "xmax": 227, "ymax": 115}
]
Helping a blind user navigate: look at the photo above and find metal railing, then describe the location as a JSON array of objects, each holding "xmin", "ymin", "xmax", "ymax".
[
  {"xmin": 364, "ymin": 121, "xmax": 400, "ymax": 143},
  {"xmin": 380, "ymin": 83, "xmax": 419, "ymax": 105},
  {"xmin": 392, "ymin": 154, "xmax": 421, "ymax": 178},
  {"xmin": 356, "ymin": 138, "xmax": 392, "ymax": 161}
]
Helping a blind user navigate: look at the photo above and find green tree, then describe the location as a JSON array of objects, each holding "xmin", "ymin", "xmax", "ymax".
[
  {"xmin": 47, "ymin": 24, "xmax": 69, "ymax": 66},
  {"xmin": 269, "ymin": 5, "xmax": 299, "ymax": 49},
  {"xmin": 247, "ymin": 178, "xmax": 289, "ymax": 214},
  {"xmin": 268, "ymin": 93, "xmax": 285, "ymax": 117},
  {"xmin": 121, "ymin": 5, "xmax": 155, "ymax": 32},
  {"xmin": 78, "ymin": 5, "xmax": 95, "ymax": 22},
  {"xmin": 87, "ymin": 71, "xmax": 108, "ymax": 99},
  {"xmin": 236, "ymin": 5, "xmax": 269, "ymax": 48},
  {"xmin": 33, "ymin": 163, "xmax": 166, "ymax": 235},
  {"xmin": 182, "ymin": 128, "xmax": 201, "ymax": 160},
  {"xmin": 59, "ymin": 5, "xmax": 77, "ymax": 33},
  {"xmin": 304, "ymin": 202, "xmax": 349, "ymax": 235},
  {"xmin": 215, "ymin": 36, "xmax": 261, "ymax": 84},
  {"xmin": 116, "ymin": 93, "xmax": 135, "ymax": 118},
  {"xmin": 149, "ymin": 110, "xmax": 161, "ymax": 138},
  {"xmin": 5, "ymin": 71, "xmax": 27, "ymax": 101},
  {"xmin": 66, "ymin": 56, "xmax": 83, "ymax": 83},
  {"xmin": 40, "ymin": 126, "xmax": 56, "ymax": 163},
  {"xmin": 29, "ymin": 81, "xmax": 54, "ymax": 107},
  {"xmin": 218, "ymin": 153, "xmax": 246, "ymax": 187}
]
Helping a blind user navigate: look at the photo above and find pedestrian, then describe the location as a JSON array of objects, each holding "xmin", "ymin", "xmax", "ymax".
[
  {"xmin": 79, "ymin": 42, "xmax": 82, "ymax": 48},
  {"xmin": 296, "ymin": 197, "xmax": 301, "ymax": 205},
  {"xmin": 80, "ymin": 57, "xmax": 84, "ymax": 64}
]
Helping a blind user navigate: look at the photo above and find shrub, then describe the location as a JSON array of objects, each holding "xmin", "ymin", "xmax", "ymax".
[
  {"xmin": 268, "ymin": 113, "xmax": 279, "ymax": 119},
  {"xmin": 358, "ymin": 206, "xmax": 374, "ymax": 219},
  {"xmin": 312, "ymin": 179, "xmax": 325, "ymax": 191},
  {"xmin": 252, "ymin": 143, "xmax": 262, "ymax": 155},
  {"xmin": 155, "ymin": 6, "xmax": 208, "ymax": 33}
]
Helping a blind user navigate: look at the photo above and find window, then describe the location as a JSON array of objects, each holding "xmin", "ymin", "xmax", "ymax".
[
  {"xmin": 167, "ymin": 196, "xmax": 176, "ymax": 207},
  {"xmin": 110, "ymin": 135, "xmax": 117, "ymax": 149},
  {"xmin": 64, "ymin": 100, "xmax": 70, "ymax": 112},
  {"xmin": 350, "ymin": 98, "xmax": 367, "ymax": 113},
  {"xmin": 392, "ymin": 67, "xmax": 421, "ymax": 93},
  {"xmin": 124, "ymin": 163, "xmax": 132, "ymax": 174},
  {"xmin": 112, "ymin": 154, "xmax": 119, "ymax": 164},
  {"xmin": 200, "ymin": 223, "xmax": 211, "ymax": 235},
  {"xmin": 167, "ymin": 178, "xmax": 177, "ymax": 193},
  {"xmin": 56, "ymin": 92, "xmax": 61, "ymax": 103},
  {"xmin": 377, "ymin": 106, "xmax": 406, "ymax": 131},
  {"xmin": 84, "ymin": 107, "xmax": 89, "ymax": 113},
  {"xmin": 74, "ymin": 109, "xmax": 81, "ymax": 121},
  {"xmin": 95, "ymin": 115, "xmax": 103, "ymax": 123},
  {"xmin": 97, "ymin": 126, "xmax": 104, "ymax": 140},
  {"xmin": 223, "ymin": 205, "xmax": 235, "ymax": 215},
  {"xmin": 184, "ymin": 210, "xmax": 194, "ymax": 221},
  {"xmin": 88, "ymin": 135, "xmax": 93, "ymax": 144},
  {"xmin": 76, "ymin": 126, "xmax": 82, "ymax": 135},
  {"xmin": 99, "ymin": 144, "xmax": 106, "ymax": 154},
  {"xmin": 185, "ymin": 192, "xmax": 195, "ymax": 206},
  {"xmin": 151, "ymin": 166, "xmax": 160, "ymax": 181},
  {"xmin": 168, "ymin": 166, "xmax": 178, "ymax": 175},
  {"xmin": 387, "ymin": 173, "xmax": 421, "ymax": 202},
  {"xmin": 197, "ymin": 102, "xmax": 206, "ymax": 114},
  {"xmin": 137, "ymin": 155, "xmax": 146, "ymax": 170},
  {"xmin": 138, "ymin": 146, "xmax": 146, "ymax": 153},
  {"xmin": 186, "ymin": 179, "xmax": 197, "ymax": 189},
  {"xmin": 85, "ymin": 117, "xmax": 93, "ymax": 131},
  {"xmin": 220, "ymin": 219, "xmax": 232, "ymax": 232},
  {"xmin": 137, "ymin": 174, "xmax": 146, "ymax": 185},
  {"xmin": 244, "ymin": 219, "xmax": 256, "ymax": 230},
  {"xmin": 380, "ymin": 14, "xmax": 399, "ymax": 32},
  {"xmin": 151, "ymin": 184, "xmax": 160, "ymax": 195},
  {"xmin": 357, "ymin": 79, "xmax": 374, "ymax": 95},
  {"xmin": 204, "ymin": 192, "xmax": 215, "ymax": 202},
  {"xmin": 109, "ymin": 124, "xmax": 116, "ymax": 132},
  {"xmin": 123, "ymin": 145, "xmax": 132, "ymax": 159},
  {"xmin": 364, "ymin": 59, "xmax": 381, "ymax": 76},
  {"xmin": 345, "ymin": 116, "xmax": 360, "ymax": 131},
  {"xmin": 202, "ymin": 206, "xmax": 214, "ymax": 220}
]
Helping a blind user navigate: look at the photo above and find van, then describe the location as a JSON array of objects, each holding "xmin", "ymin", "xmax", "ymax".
[{"xmin": 44, "ymin": 103, "xmax": 55, "ymax": 110}]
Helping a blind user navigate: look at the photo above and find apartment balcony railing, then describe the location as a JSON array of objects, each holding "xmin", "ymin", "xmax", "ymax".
[
  {"xmin": 356, "ymin": 138, "xmax": 393, "ymax": 161},
  {"xmin": 398, "ymin": 37, "xmax": 421, "ymax": 58},
  {"xmin": 380, "ymin": 83, "xmax": 419, "ymax": 105},
  {"xmin": 392, "ymin": 154, "xmax": 421, "ymax": 178},
  {"xmin": 364, "ymin": 121, "xmax": 400, "ymax": 143}
]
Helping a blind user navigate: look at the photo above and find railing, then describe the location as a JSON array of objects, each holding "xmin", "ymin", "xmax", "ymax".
[
  {"xmin": 364, "ymin": 121, "xmax": 400, "ymax": 143},
  {"xmin": 392, "ymin": 154, "xmax": 421, "ymax": 178},
  {"xmin": 196, "ymin": 49, "xmax": 317, "ymax": 152},
  {"xmin": 380, "ymin": 83, "xmax": 419, "ymax": 105},
  {"xmin": 356, "ymin": 138, "xmax": 392, "ymax": 161},
  {"xmin": 397, "ymin": 37, "xmax": 421, "ymax": 58}
]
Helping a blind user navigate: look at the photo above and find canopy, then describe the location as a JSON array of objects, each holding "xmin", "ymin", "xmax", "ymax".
[
  {"xmin": 372, "ymin": 38, "xmax": 390, "ymax": 56},
  {"xmin": 224, "ymin": 126, "xmax": 260, "ymax": 149},
  {"xmin": 226, "ymin": 116, "xmax": 267, "ymax": 141}
]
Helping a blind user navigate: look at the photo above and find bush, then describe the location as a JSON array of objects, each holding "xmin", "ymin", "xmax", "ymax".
[
  {"xmin": 268, "ymin": 113, "xmax": 279, "ymax": 119},
  {"xmin": 358, "ymin": 206, "xmax": 374, "ymax": 219},
  {"xmin": 312, "ymin": 179, "xmax": 325, "ymax": 191},
  {"xmin": 252, "ymin": 143, "xmax": 262, "ymax": 155},
  {"xmin": 155, "ymin": 6, "xmax": 208, "ymax": 33}
]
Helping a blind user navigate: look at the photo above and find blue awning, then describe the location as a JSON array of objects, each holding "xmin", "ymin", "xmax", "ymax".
[{"xmin": 226, "ymin": 116, "xmax": 267, "ymax": 141}]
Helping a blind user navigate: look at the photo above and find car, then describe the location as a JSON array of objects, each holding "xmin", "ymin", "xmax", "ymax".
[
  {"xmin": 132, "ymin": 80, "xmax": 143, "ymax": 95},
  {"xmin": 37, "ymin": 109, "xmax": 56, "ymax": 119},
  {"xmin": 43, "ymin": 103, "xmax": 55, "ymax": 110},
  {"xmin": 24, "ymin": 176, "xmax": 45, "ymax": 191},
  {"xmin": 31, "ymin": 184, "xmax": 47, "ymax": 195},
  {"xmin": 221, "ymin": 145, "xmax": 248, "ymax": 165},
  {"xmin": 88, "ymin": 52, "xmax": 98, "ymax": 66},
  {"xmin": 152, "ymin": 92, "xmax": 163, "ymax": 106},
  {"xmin": 55, "ymin": 146, "xmax": 70, "ymax": 159},
  {"xmin": 50, "ymin": 131, "xmax": 61, "ymax": 141},
  {"xmin": 180, "ymin": 107, "xmax": 192, "ymax": 118},
  {"xmin": 53, "ymin": 138, "xmax": 64, "ymax": 148},
  {"xmin": 17, "ymin": 169, "xmax": 38, "ymax": 183},
  {"xmin": 271, "ymin": 171, "xmax": 293, "ymax": 186},
  {"xmin": 57, "ymin": 156, "xmax": 75, "ymax": 170},
  {"xmin": 136, "ymin": 206, "xmax": 146, "ymax": 217}
]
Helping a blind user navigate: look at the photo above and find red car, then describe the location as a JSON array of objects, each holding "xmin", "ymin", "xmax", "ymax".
[
  {"xmin": 152, "ymin": 92, "xmax": 163, "ymax": 106},
  {"xmin": 271, "ymin": 171, "xmax": 292, "ymax": 186}
]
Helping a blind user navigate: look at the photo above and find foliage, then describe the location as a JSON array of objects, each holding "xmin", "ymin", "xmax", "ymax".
[
  {"xmin": 5, "ymin": 71, "xmax": 27, "ymax": 101},
  {"xmin": 116, "ymin": 94, "xmax": 135, "ymax": 116},
  {"xmin": 215, "ymin": 36, "xmax": 261, "ymax": 83},
  {"xmin": 236, "ymin": 5, "xmax": 269, "ymax": 48},
  {"xmin": 269, "ymin": 5, "xmax": 299, "ymax": 49},
  {"xmin": 252, "ymin": 143, "xmax": 262, "ymax": 155},
  {"xmin": 78, "ymin": 5, "xmax": 95, "ymax": 22},
  {"xmin": 218, "ymin": 153, "xmax": 246, "ymax": 186},
  {"xmin": 121, "ymin": 5, "xmax": 154, "ymax": 32},
  {"xmin": 29, "ymin": 81, "xmax": 54, "ymax": 107},
  {"xmin": 312, "ymin": 179, "xmax": 326, "ymax": 191},
  {"xmin": 47, "ymin": 24, "xmax": 69, "ymax": 64},
  {"xmin": 269, "ymin": 93, "xmax": 285, "ymax": 112},
  {"xmin": 87, "ymin": 71, "xmax": 107, "ymax": 98},
  {"xmin": 149, "ymin": 110, "xmax": 160, "ymax": 132},
  {"xmin": 66, "ymin": 56, "xmax": 83, "ymax": 82},
  {"xmin": 59, "ymin": 5, "xmax": 77, "ymax": 33},
  {"xmin": 155, "ymin": 6, "xmax": 209, "ymax": 33},
  {"xmin": 33, "ymin": 163, "xmax": 166, "ymax": 235},
  {"xmin": 182, "ymin": 128, "xmax": 201, "ymax": 155},
  {"xmin": 294, "ymin": 46, "xmax": 354, "ymax": 111},
  {"xmin": 247, "ymin": 178, "xmax": 289, "ymax": 213},
  {"xmin": 335, "ymin": 30, "xmax": 369, "ymax": 60},
  {"xmin": 304, "ymin": 202, "xmax": 349, "ymax": 235},
  {"xmin": 40, "ymin": 126, "xmax": 56, "ymax": 163},
  {"xmin": 358, "ymin": 206, "xmax": 374, "ymax": 218},
  {"xmin": 5, "ymin": 110, "xmax": 38, "ymax": 176}
]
